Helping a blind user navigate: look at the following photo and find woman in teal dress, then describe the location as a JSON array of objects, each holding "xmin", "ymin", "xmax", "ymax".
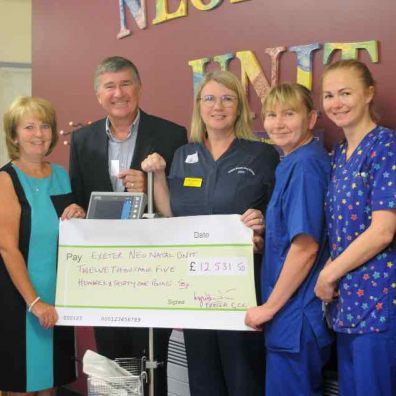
[{"xmin": 0, "ymin": 97, "xmax": 85, "ymax": 395}]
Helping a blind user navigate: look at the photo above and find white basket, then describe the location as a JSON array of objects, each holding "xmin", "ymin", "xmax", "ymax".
[
  {"xmin": 87, "ymin": 357, "xmax": 146, "ymax": 396},
  {"xmin": 87, "ymin": 374, "xmax": 142, "ymax": 396}
]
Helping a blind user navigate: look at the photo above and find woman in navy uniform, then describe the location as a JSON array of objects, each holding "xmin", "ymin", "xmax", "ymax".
[
  {"xmin": 315, "ymin": 60, "xmax": 396, "ymax": 396},
  {"xmin": 142, "ymin": 70, "xmax": 279, "ymax": 396}
]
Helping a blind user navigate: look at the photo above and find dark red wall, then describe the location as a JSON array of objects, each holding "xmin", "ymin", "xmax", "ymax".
[
  {"xmin": 33, "ymin": 0, "xmax": 396, "ymax": 167},
  {"xmin": 32, "ymin": 2, "xmax": 396, "ymax": 393}
]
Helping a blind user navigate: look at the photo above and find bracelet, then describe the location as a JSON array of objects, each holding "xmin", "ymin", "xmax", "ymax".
[{"xmin": 28, "ymin": 296, "xmax": 41, "ymax": 312}]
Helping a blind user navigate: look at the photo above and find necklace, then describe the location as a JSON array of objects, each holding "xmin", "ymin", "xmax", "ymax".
[
  {"xmin": 12, "ymin": 161, "xmax": 51, "ymax": 193},
  {"xmin": 28, "ymin": 177, "xmax": 43, "ymax": 193}
]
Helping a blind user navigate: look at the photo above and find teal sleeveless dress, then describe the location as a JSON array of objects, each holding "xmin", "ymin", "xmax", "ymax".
[{"xmin": 0, "ymin": 162, "xmax": 76, "ymax": 392}]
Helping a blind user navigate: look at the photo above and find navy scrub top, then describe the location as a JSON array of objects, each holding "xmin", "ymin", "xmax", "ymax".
[
  {"xmin": 168, "ymin": 139, "xmax": 279, "ymax": 217},
  {"xmin": 262, "ymin": 139, "xmax": 333, "ymax": 352}
]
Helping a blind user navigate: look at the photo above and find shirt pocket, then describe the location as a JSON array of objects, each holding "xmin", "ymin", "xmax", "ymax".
[
  {"xmin": 263, "ymin": 285, "xmax": 302, "ymax": 352},
  {"xmin": 335, "ymin": 271, "xmax": 390, "ymax": 332}
]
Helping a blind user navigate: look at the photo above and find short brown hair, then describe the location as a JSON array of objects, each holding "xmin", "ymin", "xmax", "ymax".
[{"xmin": 3, "ymin": 96, "xmax": 58, "ymax": 160}]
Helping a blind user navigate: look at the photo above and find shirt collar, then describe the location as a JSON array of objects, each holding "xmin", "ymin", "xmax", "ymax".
[{"xmin": 105, "ymin": 110, "xmax": 140, "ymax": 142}]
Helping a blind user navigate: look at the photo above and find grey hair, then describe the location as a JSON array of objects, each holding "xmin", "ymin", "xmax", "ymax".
[{"xmin": 94, "ymin": 56, "xmax": 141, "ymax": 91}]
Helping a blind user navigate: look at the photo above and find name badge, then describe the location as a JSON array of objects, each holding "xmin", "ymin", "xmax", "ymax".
[{"xmin": 183, "ymin": 177, "xmax": 203, "ymax": 188}]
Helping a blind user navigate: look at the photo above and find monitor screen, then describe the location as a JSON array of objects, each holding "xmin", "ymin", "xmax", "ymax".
[{"xmin": 87, "ymin": 192, "xmax": 147, "ymax": 220}]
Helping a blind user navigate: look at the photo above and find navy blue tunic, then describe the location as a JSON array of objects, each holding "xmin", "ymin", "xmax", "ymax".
[{"xmin": 169, "ymin": 139, "xmax": 279, "ymax": 217}]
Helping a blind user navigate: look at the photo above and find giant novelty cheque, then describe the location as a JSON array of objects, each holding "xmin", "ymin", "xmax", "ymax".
[{"xmin": 55, "ymin": 215, "xmax": 256, "ymax": 330}]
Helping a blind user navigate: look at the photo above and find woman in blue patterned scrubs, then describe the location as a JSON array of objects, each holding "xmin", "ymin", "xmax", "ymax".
[
  {"xmin": 0, "ymin": 97, "xmax": 85, "ymax": 395},
  {"xmin": 315, "ymin": 60, "xmax": 396, "ymax": 396}
]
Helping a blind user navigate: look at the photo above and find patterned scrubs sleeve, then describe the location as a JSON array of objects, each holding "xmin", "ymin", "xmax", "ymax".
[{"xmin": 326, "ymin": 126, "xmax": 396, "ymax": 334}]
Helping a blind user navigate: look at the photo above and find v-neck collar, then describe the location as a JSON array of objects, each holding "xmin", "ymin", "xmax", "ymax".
[
  {"xmin": 341, "ymin": 125, "xmax": 378, "ymax": 164},
  {"xmin": 202, "ymin": 137, "xmax": 238, "ymax": 163}
]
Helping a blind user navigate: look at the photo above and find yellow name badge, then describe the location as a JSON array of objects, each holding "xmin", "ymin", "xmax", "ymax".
[{"xmin": 183, "ymin": 177, "xmax": 203, "ymax": 188}]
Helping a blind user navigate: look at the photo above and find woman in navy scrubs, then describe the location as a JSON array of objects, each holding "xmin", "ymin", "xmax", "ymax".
[
  {"xmin": 245, "ymin": 83, "xmax": 333, "ymax": 395},
  {"xmin": 315, "ymin": 60, "xmax": 396, "ymax": 396},
  {"xmin": 142, "ymin": 70, "xmax": 279, "ymax": 396}
]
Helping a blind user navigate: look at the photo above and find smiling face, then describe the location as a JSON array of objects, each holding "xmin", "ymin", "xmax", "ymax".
[
  {"xmin": 263, "ymin": 104, "xmax": 317, "ymax": 155},
  {"xmin": 199, "ymin": 81, "xmax": 239, "ymax": 136},
  {"xmin": 322, "ymin": 68, "xmax": 374, "ymax": 132},
  {"xmin": 15, "ymin": 113, "xmax": 53, "ymax": 160},
  {"xmin": 96, "ymin": 68, "xmax": 141, "ymax": 124}
]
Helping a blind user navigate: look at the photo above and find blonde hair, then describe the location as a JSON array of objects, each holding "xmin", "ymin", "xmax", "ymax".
[
  {"xmin": 3, "ymin": 96, "xmax": 58, "ymax": 160},
  {"xmin": 190, "ymin": 70, "xmax": 256, "ymax": 142},
  {"xmin": 262, "ymin": 82, "xmax": 314, "ymax": 115},
  {"xmin": 321, "ymin": 59, "xmax": 377, "ymax": 121}
]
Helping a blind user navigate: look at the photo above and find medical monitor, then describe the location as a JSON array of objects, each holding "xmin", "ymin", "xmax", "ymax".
[{"xmin": 86, "ymin": 192, "xmax": 147, "ymax": 220}]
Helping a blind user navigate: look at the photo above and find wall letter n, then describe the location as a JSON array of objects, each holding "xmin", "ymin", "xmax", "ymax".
[{"xmin": 117, "ymin": 0, "xmax": 147, "ymax": 39}]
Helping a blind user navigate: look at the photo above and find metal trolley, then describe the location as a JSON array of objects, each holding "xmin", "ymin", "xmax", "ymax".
[
  {"xmin": 87, "ymin": 357, "xmax": 147, "ymax": 396},
  {"xmin": 87, "ymin": 174, "xmax": 161, "ymax": 396}
]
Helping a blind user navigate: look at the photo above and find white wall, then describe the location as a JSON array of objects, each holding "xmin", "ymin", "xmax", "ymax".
[{"xmin": 0, "ymin": 0, "xmax": 32, "ymax": 166}]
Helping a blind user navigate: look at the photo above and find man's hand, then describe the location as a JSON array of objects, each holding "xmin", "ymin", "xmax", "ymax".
[{"xmin": 118, "ymin": 169, "xmax": 146, "ymax": 193}]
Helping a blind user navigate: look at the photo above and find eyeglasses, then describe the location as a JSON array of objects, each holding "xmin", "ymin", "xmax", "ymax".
[{"xmin": 199, "ymin": 94, "xmax": 238, "ymax": 108}]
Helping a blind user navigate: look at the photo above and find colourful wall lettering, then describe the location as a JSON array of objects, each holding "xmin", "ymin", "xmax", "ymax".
[
  {"xmin": 188, "ymin": 40, "xmax": 378, "ymax": 102},
  {"xmin": 323, "ymin": 40, "xmax": 378, "ymax": 63}
]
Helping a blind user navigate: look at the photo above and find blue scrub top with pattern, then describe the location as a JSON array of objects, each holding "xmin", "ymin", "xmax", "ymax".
[{"xmin": 326, "ymin": 126, "xmax": 396, "ymax": 334}]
